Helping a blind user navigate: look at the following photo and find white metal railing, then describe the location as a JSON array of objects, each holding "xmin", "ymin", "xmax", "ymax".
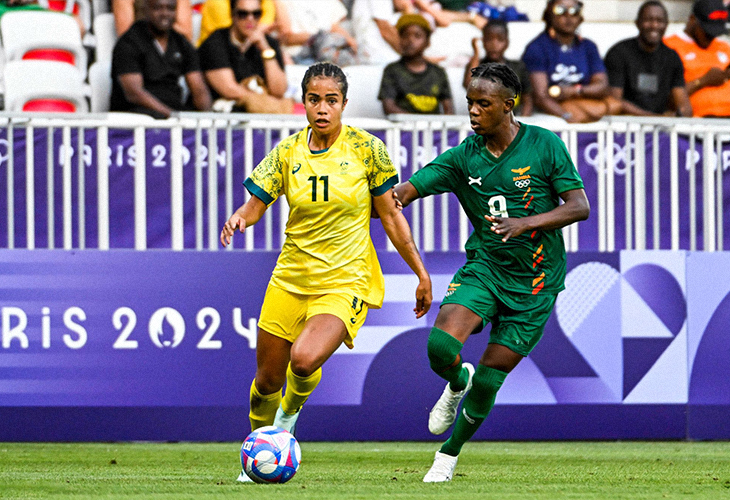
[{"xmin": 0, "ymin": 112, "xmax": 728, "ymax": 252}]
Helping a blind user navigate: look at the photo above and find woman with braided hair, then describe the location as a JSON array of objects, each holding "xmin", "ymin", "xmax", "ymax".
[
  {"xmin": 221, "ymin": 62, "xmax": 432, "ymax": 481},
  {"xmin": 394, "ymin": 62, "xmax": 590, "ymax": 482}
]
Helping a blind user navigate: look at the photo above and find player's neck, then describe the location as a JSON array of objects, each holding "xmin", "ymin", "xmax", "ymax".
[
  {"xmin": 483, "ymin": 118, "xmax": 520, "ymax": 158},
  {"xmin": 308, "ymin": 125, "xmax": 342, "ymax": 151}
]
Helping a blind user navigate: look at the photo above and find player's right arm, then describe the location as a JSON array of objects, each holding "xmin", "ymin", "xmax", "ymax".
[{"xmin": 220, "ymin": 195, "xmax": 268, "ymax": 247}]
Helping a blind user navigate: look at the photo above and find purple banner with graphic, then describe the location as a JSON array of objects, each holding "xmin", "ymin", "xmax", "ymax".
[
  {"xmin": 0, "ymin": 249, "xmax": 727, "ymax": 441},
  {"xmin": 0, "ymin": 127, "xmax": 728, "ymax": 251}
]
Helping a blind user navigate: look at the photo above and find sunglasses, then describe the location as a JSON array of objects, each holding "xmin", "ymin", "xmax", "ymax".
[
  {"xmin": 552, "ymin": 5, "xmax": 581, "ymax": 16},
  {"xmin": 234, "ymin": 8, "xmax": 263, "ymax": 20}
]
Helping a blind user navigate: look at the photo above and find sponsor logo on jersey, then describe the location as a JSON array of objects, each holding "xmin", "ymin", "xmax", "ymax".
[
  {"xmin": 445, "ymin": 282, "xmax": 460, "ymax": 297},
  {"xmin": 292, "ymin": 163, "xmax": 302, "ymax": 174},
  {"xmin": 468, "ymin": 176, "xmax": 482, "ymax": 186}
]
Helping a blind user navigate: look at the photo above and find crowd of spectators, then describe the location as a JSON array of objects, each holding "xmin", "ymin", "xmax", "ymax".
[{"xmin": 4, "ymin": 0, "xmax": 730, "ymax": 120}]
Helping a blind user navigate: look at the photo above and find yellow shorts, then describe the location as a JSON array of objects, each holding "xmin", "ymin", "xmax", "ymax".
[{"xmin": 258, "ymin": 284, "xmax": 369, "ymax": 349}]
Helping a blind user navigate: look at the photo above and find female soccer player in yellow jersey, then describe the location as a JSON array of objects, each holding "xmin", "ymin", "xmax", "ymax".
[{"xmin": 220, "ymin": 63, "xmax": 433, "ymax": 475}]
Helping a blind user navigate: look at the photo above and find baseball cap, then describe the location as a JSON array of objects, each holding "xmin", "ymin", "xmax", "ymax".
[
  {"xmin": 395, "ymin": 13, "xmax": 433, "ymax": 34},
  {"xmin": 692, "ymin": 0, "xmax": 729, "ymax": 38}
]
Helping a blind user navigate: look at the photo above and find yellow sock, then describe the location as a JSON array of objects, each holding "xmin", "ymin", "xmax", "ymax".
[
  {"xmin": 248, "ymin": 379, "xmax": 282, "ymax": 431},
  {"xmin": 281, "ymin": 364, "xmax": 322, "ymax": 415}
]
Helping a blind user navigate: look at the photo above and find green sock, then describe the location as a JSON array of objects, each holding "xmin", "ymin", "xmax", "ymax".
[
  {"xmin": 427, "ymin": 327, "xmax": 469, "ymax": 392},
  {"xmin": 440, "ymin": 365, "xmax": 507, "ymax": 457}
]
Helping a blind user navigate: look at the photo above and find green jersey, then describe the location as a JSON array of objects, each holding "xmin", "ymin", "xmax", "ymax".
[{"xmin": 409, "ymin": 123, "xmax": 584, "ymax": 295}]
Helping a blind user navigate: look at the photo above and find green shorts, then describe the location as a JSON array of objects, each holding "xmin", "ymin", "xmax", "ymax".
[{"xmin": 441, "ymin": 267, "xmax": 557, "ymax": 356}]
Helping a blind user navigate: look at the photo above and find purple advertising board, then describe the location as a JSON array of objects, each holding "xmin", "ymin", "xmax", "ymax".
[{"xmin": 0, "ymin": 249, "xmax": 725, "ymax": 441}]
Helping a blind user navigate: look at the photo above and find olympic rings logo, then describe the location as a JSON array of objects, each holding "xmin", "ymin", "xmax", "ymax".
[{"xmin": 514, "ymin": 179, "xmax": 531, "ymax": 188}]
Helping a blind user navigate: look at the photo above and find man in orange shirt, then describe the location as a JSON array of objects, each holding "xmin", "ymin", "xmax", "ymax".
[{"xmin": 664, "ymin": 0, "xmax": 730, "ymax": 117}]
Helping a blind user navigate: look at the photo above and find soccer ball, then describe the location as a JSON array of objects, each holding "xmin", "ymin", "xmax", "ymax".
[{"xmin": 240, "ymin": 426, "xmax": 302, "ymax": 483}]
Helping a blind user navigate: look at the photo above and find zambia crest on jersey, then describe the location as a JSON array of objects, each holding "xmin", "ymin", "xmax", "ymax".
[{"xmin": 512, "ymin": 166, "xmax": 531, "ymax": 189}]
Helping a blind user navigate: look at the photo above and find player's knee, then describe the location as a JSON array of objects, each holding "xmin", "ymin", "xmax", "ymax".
[
  {"xmin": 288, "ymin": 356, "xmax": 318, "ymax": 378},
  {"xmin": 427, "ymin": 327, "xmax": 463, "ymax": 371},
  {"xmin": 254, "ymin": 370, "xmax": 285, "ymax": 395}
]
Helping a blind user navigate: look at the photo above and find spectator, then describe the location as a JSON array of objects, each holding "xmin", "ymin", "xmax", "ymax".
[
  {"xmin": 198, "ymin": 0, "xmax": 289, "ymax": 110},
  {"xmin": 113, "ymin": 0, "xmax": 193, "ymax": 40},
  {"xmin": 350, "ymin": 0, "xmax": 411, "ymax": 64},
  {"xmin": 276, "ymin": 0, "xmax": 358, "ymax": 66},
  {"xmin": 605, "ymin": 1, "xmax": 692, "ymax": 117},
  {"xmin": 197, "ymin": 0, "xmax": 275, "ymax": 45},
  {"xmin": 464, "ymin": 20, "xmax": 533, "ymax": 116},
  {"xmin": 378, "ymin": 13, "xmax": 454, "ymax": 114},
  {"xmin": 413, "ymin": 0, "xmax": 488, "ymax": 28},
  {"xmin": 110, "ymin": 0, "xmax": 211, "ymax": 118},
  {"xmin": 664, "ymin": 0, "xmax": 730, "ymax": 117},
  {"xmin": 522, "ymin": 0, "xmax": 621, "ymax": 123}
]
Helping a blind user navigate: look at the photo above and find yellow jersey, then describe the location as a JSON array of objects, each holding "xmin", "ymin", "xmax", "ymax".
[{"xmin": 244, "ymin": 124, "xmax": 398, "ymax": 308}]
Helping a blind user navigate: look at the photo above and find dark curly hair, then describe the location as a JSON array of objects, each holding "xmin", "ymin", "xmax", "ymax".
[
  {"xmin": 301, "ymin": 62, "xmax": 349, "ymax": 102},
  {"xmin": 470, "ymin": 62, "xmax": 522, "ymax": 99}
]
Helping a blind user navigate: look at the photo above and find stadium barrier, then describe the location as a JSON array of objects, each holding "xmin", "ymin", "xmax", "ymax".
[{"xmin": 0, "ymin": 112, "xmax": 728, "ymax": 252}]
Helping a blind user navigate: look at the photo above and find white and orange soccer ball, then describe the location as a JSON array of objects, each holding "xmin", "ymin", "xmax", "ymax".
[{"xmin": 240, "ymin": 426, "xmax": 302, "ymax": 483}]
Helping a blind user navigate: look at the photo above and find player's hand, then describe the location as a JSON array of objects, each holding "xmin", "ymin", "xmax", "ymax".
[
  {"xmin": 485, "ymin": 214, "xmax": 529, "ymax": 242},
  {"xmin": 220, "ymin": 214, "xmax": 246, "ymax": 247},
  {"xmin": 414, "ymin": 275, "xmax": 432, "ymax": 319}
]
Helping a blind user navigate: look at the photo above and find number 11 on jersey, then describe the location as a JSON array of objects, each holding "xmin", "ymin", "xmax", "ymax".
[{"xmin": 308, "ymin": 175, "xmax": 329, "ymax": 202}]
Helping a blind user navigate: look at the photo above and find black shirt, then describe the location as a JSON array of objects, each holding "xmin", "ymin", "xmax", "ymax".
[
  {"xmin": 197, "ymin": 28, "xmax": 285, "ymax": 101},
  {"xmin": 604, "ymin": 37, "xmax": 685, "ymax": 114},
  {"xmin": 378, "ymin": 60, "xmax": 452, "ymax": 114},
  {"xmin": 110, "ymin": 20, "xmax": 201, "ymax": 114}
]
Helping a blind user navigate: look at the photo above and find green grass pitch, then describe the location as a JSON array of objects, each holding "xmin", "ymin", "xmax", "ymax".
[{"xmin": 1, "ymin": 441, "xmax": 729, "ymax": 499}]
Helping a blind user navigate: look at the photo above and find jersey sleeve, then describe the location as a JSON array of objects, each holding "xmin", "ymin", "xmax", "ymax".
[
  {"xmin": 546, "ymin": 132, "xmax": 585, "ymax": 193},
  {"xmin": 244, "ymin": 143, "xmax": 286, "ymax": 205},
  {"xmin": 367, "ymin": 136, "xmax": 399, "ymax": 195},
  {"xmin": 408, "ymin": 143, "xmax": 463, "ymax": 196}
]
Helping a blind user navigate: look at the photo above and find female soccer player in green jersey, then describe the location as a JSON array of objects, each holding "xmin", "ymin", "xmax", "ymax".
[
  {"xmin": 394, "ymin": 62, "xmax": 590, "ymax": 482},
  {"xmin": 220, "ymin": 63, "xmax": 432, "ymax": 481}
]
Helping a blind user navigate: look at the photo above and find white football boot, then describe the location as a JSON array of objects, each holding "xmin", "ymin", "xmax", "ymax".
[
  {"xmin": 236, "ymin": 470, "xmax": 253, "ymax": 483},
  {"xmin": 273, "ymin": 405, "xmax": 300, "ymax": 435},
  {"xmin": 423, "ymin": 451, "xmax": 458, "ymax": 482},
  {"xmin": 428, "ymin": 362, "xmax": 475, "ymax": 435}
]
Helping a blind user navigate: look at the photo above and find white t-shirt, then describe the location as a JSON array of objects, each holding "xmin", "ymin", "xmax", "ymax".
[
  {"xmin": 350, "ymin": 0, "xmax": 400, "ymax": 64},
  {"xmin": 280, "ymin": 0, "xmax": 349, "ymax": 35}
]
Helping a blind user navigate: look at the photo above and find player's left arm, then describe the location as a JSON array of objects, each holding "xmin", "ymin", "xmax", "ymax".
[
  {"xmin": 486, "ymin": 188, "xmax": 590, "ymax": 242},
  {"xmin": 373, "ymin": 190, "xmax": 433, "ymax": 318}
]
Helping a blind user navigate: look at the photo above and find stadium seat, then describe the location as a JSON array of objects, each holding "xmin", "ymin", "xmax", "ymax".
[
  {"xmin": 0, "ymin": 10, "xmax": 88, "ymax": 78},
  {"xmin": 341, "ymin": 65, "xmax": 386, "ymax": 118},
  {"xmin": 4, "ymin": 60, "xmax": 89, "ymax": 112},
  {"xmin": 445, "ymin": 66, "xmax": 468, "ymax": 116},
  {"xmin": 37, "ymin": 0, "xmax": 93, "ymax": 42},
  {"xmin": 88, "ymin": 59, "xmax": 111, "ymax": 112},
  {"xmin": 93, "ymin": 12, "xmax": 116, "ymax": 62}
]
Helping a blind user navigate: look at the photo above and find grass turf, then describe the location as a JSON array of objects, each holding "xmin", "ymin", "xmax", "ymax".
[{"xmin": 0, "ymin": 441, "xmax": 729, "ymax": 499}]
